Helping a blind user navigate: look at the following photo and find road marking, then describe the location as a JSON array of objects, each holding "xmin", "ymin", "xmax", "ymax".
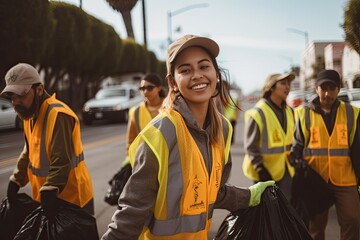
[{"xmin": 0, "ymin": 133, "xmax": 126, "ymax": 170}]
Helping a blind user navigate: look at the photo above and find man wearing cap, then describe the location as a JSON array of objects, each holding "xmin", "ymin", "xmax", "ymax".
[
  {"xmin": 243, "ymin": 72, "xmax": 295, "ymax": 200},
  {"xmin": 1, "ymin": 63, "xmax": 94, "ymax": 217},
  {"xmin": 290, "ymin": 69, "xmax": 360, "ymax": 240}
]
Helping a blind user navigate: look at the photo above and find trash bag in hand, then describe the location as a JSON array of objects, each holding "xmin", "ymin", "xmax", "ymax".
[
  {"xmin": 290, "ymin": 163, "xmax": 335, "ymax": 226},
  {"xmin": 215, "ymin": 186, "xmax": 312, "ymax": 240},
  {"xmin": 13, "ymin": 200, "xmax": 98, "ymax": 240},
  {"xmin": 104, "ymin": 163, "xmax": 132, "ymax": 206},
  {"xmin": 0, "ymin": 193, "xmax": 40, "ymax": 240}
]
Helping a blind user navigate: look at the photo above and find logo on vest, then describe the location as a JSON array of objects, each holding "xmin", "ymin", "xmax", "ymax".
[
  {"xmin": 310, "ymin": 127, "xmax": 320, "ymax": 148},
  {"xmin": 215, "ymin": 162, "xmax": 221, "ymax": 188},
  {"xmin": 336, "ymin": 124, "xmax": 348, "ymax": 146},
  {"xmin": 190, "ymin": 175, "xmax": 204, "ymax": 209},
  {"xmin": 272, "ymin": 129, "xmax": 281, "ymax": 143}
]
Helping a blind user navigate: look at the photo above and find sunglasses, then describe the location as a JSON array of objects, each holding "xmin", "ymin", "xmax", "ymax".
[{"xmin": 139, "ymin": 85, "xmax": 156, "ymax": 91}]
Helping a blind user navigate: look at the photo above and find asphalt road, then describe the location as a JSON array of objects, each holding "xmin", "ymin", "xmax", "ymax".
[{"xmin": 0, "ymin": 101, "xmax": 341, "ymax": 239}]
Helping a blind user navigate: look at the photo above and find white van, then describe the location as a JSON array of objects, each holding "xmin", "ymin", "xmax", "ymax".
[{"xmin": 82, "ymin": 84, "xmax": 143, "ymax": 125}]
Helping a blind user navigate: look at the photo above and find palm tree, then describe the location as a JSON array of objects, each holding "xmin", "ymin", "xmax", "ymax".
[{"xmin": 106, "ymin": 0, "xmax": 138, "ymax": 39}]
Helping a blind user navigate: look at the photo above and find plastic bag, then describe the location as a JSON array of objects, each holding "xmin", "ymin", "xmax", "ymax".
[
  {"xmin": 0, "ymin": 193, "xmax": 40, "ymax": 240},
  {"xmin": 214, "ymin": 186, "xmax": 312, "ymax": 240},
  {"xmin": 13, "ymin": 200, "xmax": 98, "ymax": 240},
  {"xmin": 104, "ymin": 163, "xmax": 132, "ymax": 205},
  {"xmin": 290, "ymin": 164, "xmax": 334, "ymax": 226}
]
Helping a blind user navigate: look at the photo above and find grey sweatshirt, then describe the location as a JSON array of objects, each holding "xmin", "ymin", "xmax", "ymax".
[{"xmin": 102, "ymin": 96, "xmax": 250, "ymax": 240}]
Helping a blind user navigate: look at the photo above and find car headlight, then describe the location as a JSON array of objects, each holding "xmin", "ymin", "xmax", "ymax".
[
  {"xmin": 113, "ymin": 104, "xmax": 122, "ymax": 111},
  {"xmin": 83, "ymin": 106, "xmax": 90, "ymax": 112}
]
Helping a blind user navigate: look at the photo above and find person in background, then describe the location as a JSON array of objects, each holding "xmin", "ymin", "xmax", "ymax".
[
  {"xmin": 105, "ymin": 73, "xmax": 166, "ymax": 206},
  {"xmin": 101, "ymin": 34, "xmax": 274, "ymax": 240},
  {"xmin": 242, "ymin": 72, "xmax": 295, "ymax": 200},
  {"xmin": 126, "ymin": 73, "xmax": 166, "ymax": 158},
  {"xmin": 2, "ymin": 63, "xmax": 94, "ymax": 217},
  {"xmin": 290, "ymin": 69, "xmax": 360, "ymax": 240},
  {"xmin": 223, "ymin": 82, "xmax": 241, "ymax": 144}
]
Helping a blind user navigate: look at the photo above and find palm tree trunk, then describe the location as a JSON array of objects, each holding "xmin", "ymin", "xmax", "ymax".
[{"xmin": 121, "ymin": 11, "xmax": 135, "ymax": 39}]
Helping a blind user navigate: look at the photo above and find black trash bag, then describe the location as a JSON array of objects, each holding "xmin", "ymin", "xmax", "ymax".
[
  {"xmin": 290, "ymin": 164, "xmax": 335, "ymax": 226},
  {"xmin": 0, "ymin": 193, "xmax": 40, "ymax": 240},
  {"xmin": 13, "ymin": 200, "xmax": 99, "ymax": 240},
  {"xmin": 104, "ymin": 163, "xmax": 132, "ymax": 205},
  {"xmin": 214, "ymin": 186, "xmax": 312, "ymax": 240}
]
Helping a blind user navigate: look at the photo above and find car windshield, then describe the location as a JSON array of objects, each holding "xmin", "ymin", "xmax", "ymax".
[{"xmin": 95, "ymin": 88, "xmax": 126, "ymax": 99}]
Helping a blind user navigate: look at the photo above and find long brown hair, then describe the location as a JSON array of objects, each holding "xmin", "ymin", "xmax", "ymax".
[{"xmin": 163, "ymin": 47, "xmax": 238, "ymax": 145}]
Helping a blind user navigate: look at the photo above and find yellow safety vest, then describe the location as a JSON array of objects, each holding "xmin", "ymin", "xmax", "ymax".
[
  {"xmin": 243, "ymin": 99, "xmax": 295, "ymax": 181},
  {"xmin": 23, "ymin": 94, "xmax": 93, "ymax": 207},
  {"xmin": 224, "ymin": 97, "xmax": 239, "ymax": 122},
  {"xmin": 129, "ymin": 109, "xmax": 232, "ymax": 240},
  {"xmin": 129, "ymin": 102, "xmax": 153, "ymax": 133},
  {"xmin": 297, "ymin": 102, "xmax": 359, "ymax": 186}
]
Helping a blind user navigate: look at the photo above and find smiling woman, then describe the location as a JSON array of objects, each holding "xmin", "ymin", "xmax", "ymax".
[{"xmin": 0, "ymin": 98, "xmax": 22, "ymax": 131}]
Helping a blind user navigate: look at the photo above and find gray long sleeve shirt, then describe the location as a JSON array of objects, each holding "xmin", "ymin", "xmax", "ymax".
[{"xmin": 102, "ymin": 96, "xmax": 250, "ymax": 240}]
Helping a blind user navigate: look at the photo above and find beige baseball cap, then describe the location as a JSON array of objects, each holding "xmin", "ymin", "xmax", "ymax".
[
  {"xmin": 261, "ymin": 72, "xmax": 295, "ymax": 97},
  {"xmin": 1, "ymin": 63, "xmax": 41, "ymax": 97},
  {"xmin": 166, "ymin": 34, "xmax": 219, "ymax": 76}
]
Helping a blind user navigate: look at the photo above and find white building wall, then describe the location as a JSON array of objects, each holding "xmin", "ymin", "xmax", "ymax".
[{"xmin": 342, "ymin": 45, "xmax": 360, "ymax": 88}]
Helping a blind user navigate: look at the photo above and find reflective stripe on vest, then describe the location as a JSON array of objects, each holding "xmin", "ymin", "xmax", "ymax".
[
  {"xmin": 130, "ymin": 111, "xmax": 231, "ymax": 237},
  {"xmin": 147, "ymin": 118, "xmax": 208, "ymax": 235},
  {"xmin": 134, "ymin": 106, "xmax": 141, "ymax": 133},
  {"xmin": 28, "ymin": 103, "xmax": 84, "ymax": 177},
  {"xmin": 242, "ymin": 100, "xmax": 294, "ymax": 181},
  {"xmin": 300, "ymin": 101, "xmax": 359, "ymax": 185},
  {"xmin": 303, "ymin": 102, "xmax": 353, "ymax": 157},
  {"xmin": 254, "ymin": 107, "xmax": 292, "ymax": 154},
  {"xmin": 132, "ymin": 103, "xmax": 153, "ymax": 133}
]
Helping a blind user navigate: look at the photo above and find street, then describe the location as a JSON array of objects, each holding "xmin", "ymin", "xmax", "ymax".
[{"xmin": 0, "ymin": 100, "xmax": 340, "ymax": 239}]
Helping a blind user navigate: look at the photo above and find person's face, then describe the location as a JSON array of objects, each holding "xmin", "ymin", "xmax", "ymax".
[
  {"xmin": 271, "ymin": 79, "xmax": 291, "ymax": 101},
  {"xmin": 172, "ymin": 47, "xmax": 218, "ymax": 107},
  {"xmin": 11, "ymin": 86, "xmax": 41, "ymax": 120},
  {"xmin": 139, "ymin": 80, "xmax": 161, "ymax": 103},
  {"xmin": 315, "ymin": 82, "xmax": 340, "ymax": 108}
]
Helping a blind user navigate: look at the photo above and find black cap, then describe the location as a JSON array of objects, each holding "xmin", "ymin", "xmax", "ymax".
[{"xmin": 316, "ymin": 69, "xmax": 341, "ymax": 87}]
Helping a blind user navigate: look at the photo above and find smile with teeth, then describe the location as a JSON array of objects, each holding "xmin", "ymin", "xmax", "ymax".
[{"xmin": 191, "ymin": 83, "xmax": 208, "ymax": 90}]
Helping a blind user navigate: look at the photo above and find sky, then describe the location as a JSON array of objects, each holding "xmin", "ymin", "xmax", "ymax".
[{"xmin": 58, "ymin": 0, "xmax": 348, "ymax": 95}]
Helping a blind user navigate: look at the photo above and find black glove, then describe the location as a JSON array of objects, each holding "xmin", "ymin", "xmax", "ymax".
[
  {"xmin": 40, "ymin": 190, "xmax": 61, "ymax": 218},
  {"xmin": 7, "ymin": 181, "xmax": 20, "ymax": 204},
  {"xmin": 256, "ymin": 165, "xmax": 272, "ymax": 182}
]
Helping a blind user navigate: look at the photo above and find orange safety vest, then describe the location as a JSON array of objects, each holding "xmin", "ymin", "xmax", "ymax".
[
  {"xmin": 129, "ymin": 109, "xmax": 232, "ymax": 240},
  {"xmin": 23, "ymin": 94, "xmax": 93, "ymax": 207},
  {"xmin": 298, "ymin": 102, "xmax": 359, "ymax": 186}
]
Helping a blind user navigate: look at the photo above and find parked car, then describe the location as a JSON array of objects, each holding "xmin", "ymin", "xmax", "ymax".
[
  {"xmin": 82, "ymin": 84, "xmax": 143, "ymax": 125},
  {"xmin": 338, "ymin": 88, "xmax": 360, "ymax": 108},
  {"xmin": 0, "ymin": 97, "xmax": 23, "ymax": 130}
]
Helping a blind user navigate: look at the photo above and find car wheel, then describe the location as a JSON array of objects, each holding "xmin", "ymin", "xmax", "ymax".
[{"xmin": 15, "ymin": 116, "xmax": 23, "ymax": 130}]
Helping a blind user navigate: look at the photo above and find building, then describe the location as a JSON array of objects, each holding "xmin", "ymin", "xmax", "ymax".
[
  {"xmin": 324, "ymin": 42, "xmax": 345, "ymax": 80},
  {"xmin": 342, "ymin": 45, "xmax": 360, "ymax": 88},
  {"xmin": 300, "ymin": 41, "xmax": 344, "ymax": 90}
]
